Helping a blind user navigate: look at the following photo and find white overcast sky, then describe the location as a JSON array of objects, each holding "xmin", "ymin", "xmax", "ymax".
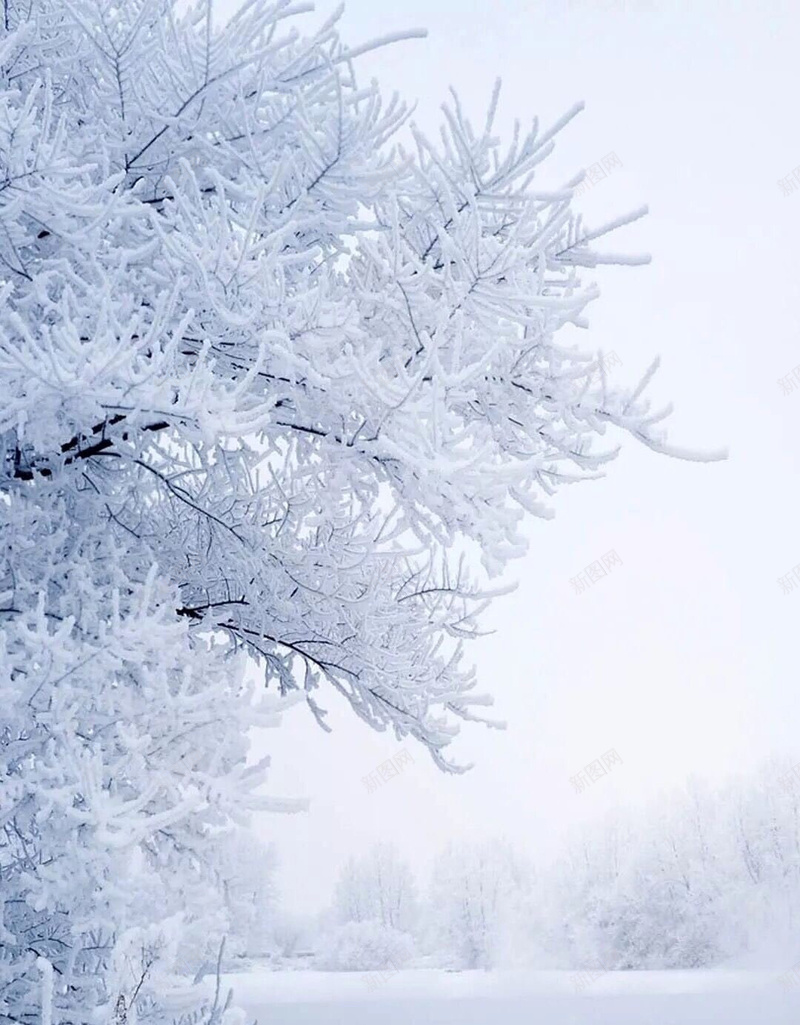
[{"xmin": 217, "ymin": 0, "xmax": 800, "ymax": 913}]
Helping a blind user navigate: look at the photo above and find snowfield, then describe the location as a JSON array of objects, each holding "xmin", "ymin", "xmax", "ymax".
[{"xmin": 211, "ymin": 968, "xmax": 800, "ymax": 1023}]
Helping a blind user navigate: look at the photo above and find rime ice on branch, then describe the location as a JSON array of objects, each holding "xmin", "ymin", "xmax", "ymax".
[{"xmin": 0, "ymin": 1, "xmax": 720, "ymax": 1021}]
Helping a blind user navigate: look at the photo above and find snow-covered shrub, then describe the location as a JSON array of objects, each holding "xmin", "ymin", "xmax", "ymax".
[{"xmin": 317, "ymin": 921, "xmax": 415, "ymax": 972}]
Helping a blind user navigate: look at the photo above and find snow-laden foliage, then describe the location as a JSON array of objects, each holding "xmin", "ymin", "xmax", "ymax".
[
  {"xmin": 0, "ymin": 0, "xmax": 719, "ymax": 1020},
  {"xmin": 0, "ymin": 0, "xmax": 716, "ymax": 767},
  {"xmin": 0, "ymin": 542, "xmax": 300, "ymax": 1022}
]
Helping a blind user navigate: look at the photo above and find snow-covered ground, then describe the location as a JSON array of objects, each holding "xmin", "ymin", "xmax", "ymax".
[{"xmin": 212, "ymin": 967, "xmax": 800, "ymax": 1023}]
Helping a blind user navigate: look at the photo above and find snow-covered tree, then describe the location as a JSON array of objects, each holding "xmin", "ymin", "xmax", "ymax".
[
  {"xmin": 0, "ymin": 0, "xmax": 719, "ymax": 1020},
  {"xmin": 217, "ymin": 831, "xmax": 278, "ymax": 958},
  {"xmin": 333, "ymin": 842, "xmax": 418, "ymax": 934},
  {"xmin": 427, "ymin": 839, "xmax": 525, "ymax": 969}
]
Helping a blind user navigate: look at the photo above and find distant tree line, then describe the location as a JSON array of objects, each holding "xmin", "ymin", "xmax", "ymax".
[{"xmin": 298, "ymin": 764, "xmax": 800, "ymax": 971}]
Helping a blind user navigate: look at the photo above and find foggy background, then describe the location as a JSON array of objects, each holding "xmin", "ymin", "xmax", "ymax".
[{"xmin": 214, "ymin": 0, "xmax": 800, "ymax": 913}]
